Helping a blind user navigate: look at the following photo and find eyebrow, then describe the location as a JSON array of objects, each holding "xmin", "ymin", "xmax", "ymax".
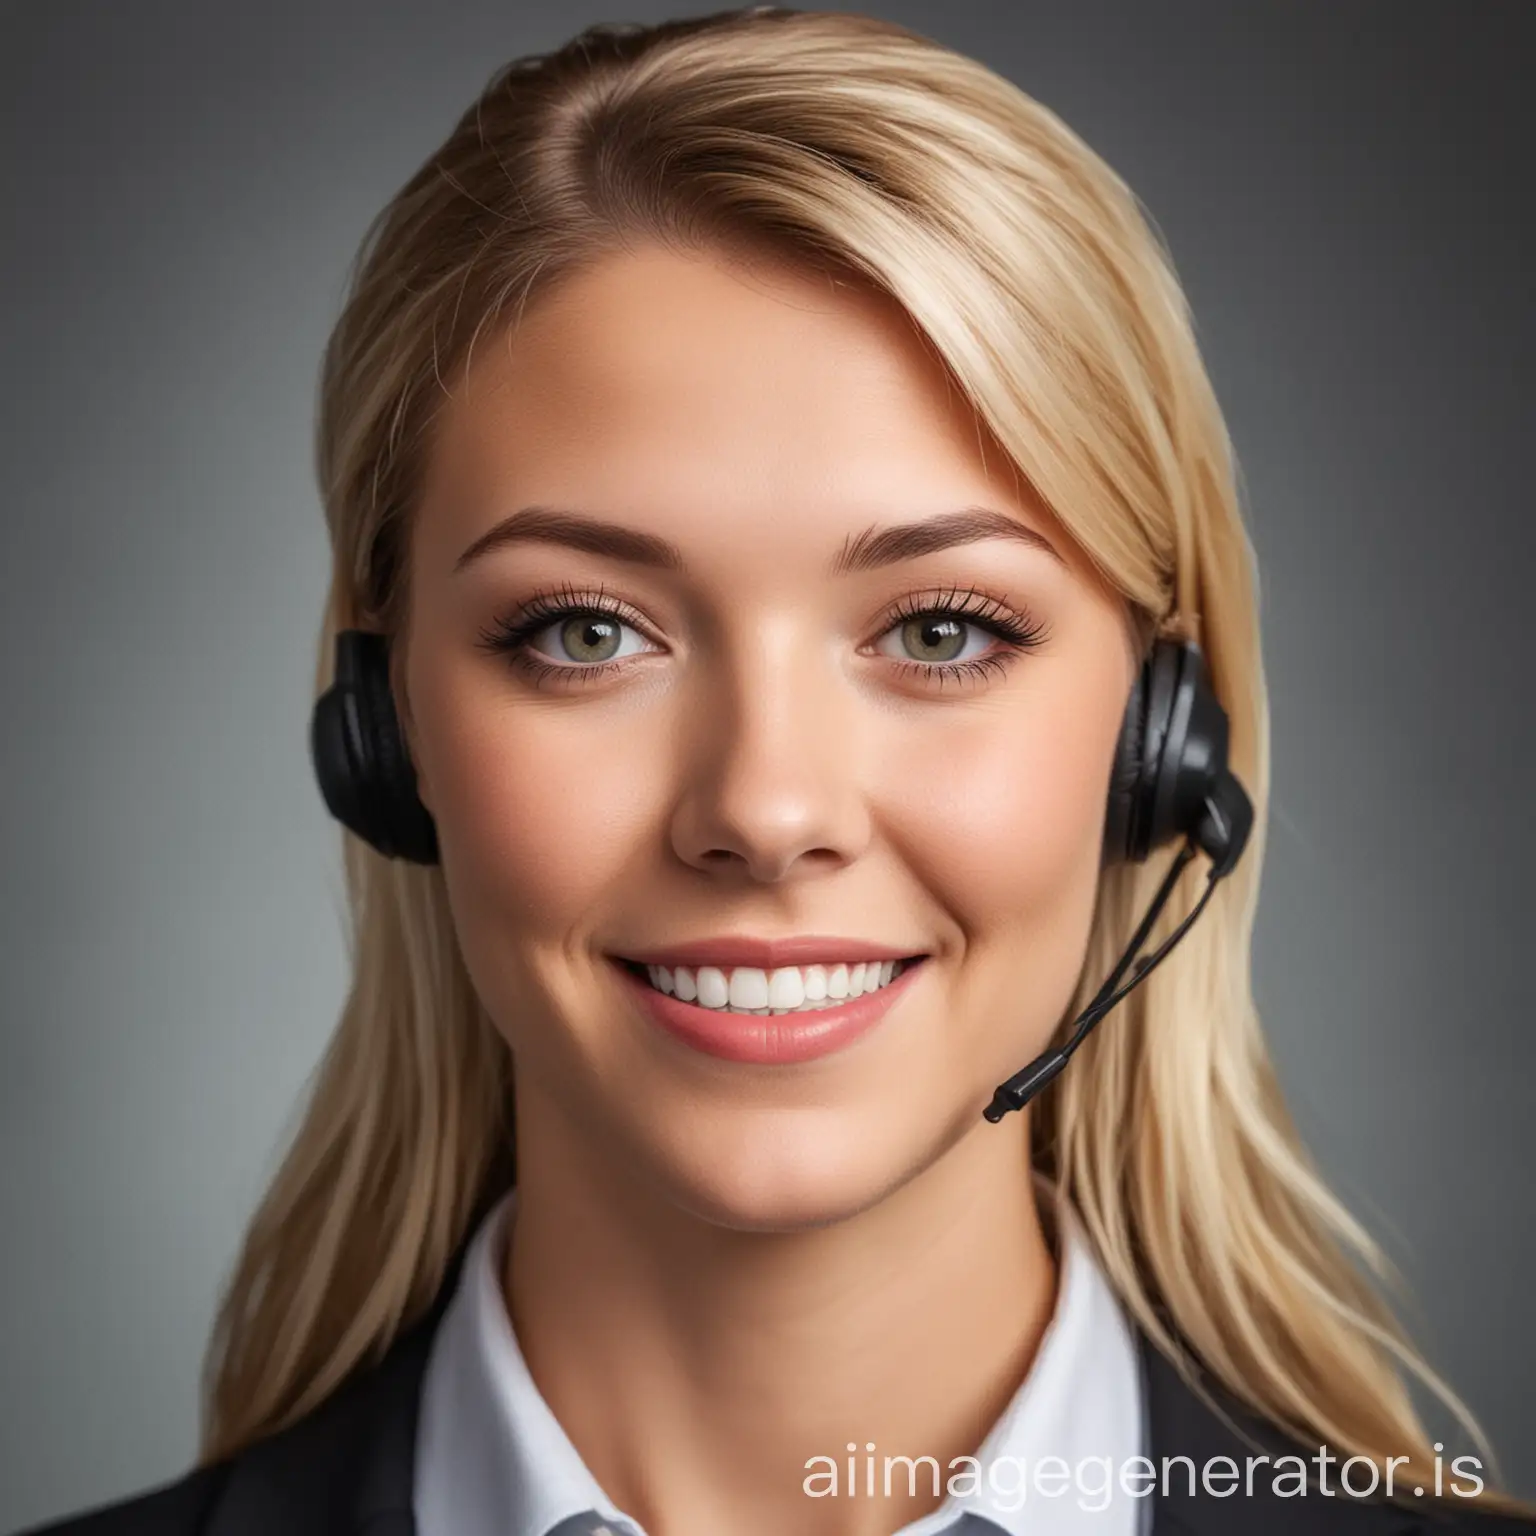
[{"xmin": 452, "ymin": 504, "xmax": 1064, "ymax": 576}]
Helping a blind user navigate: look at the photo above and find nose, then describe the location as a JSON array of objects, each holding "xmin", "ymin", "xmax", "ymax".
[{"xmin": 667, "ymin": 620, "xmax": 872, "ymax": 885}]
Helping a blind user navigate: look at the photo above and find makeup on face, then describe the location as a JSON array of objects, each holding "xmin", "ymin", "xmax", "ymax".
[
  {"xmin": 610, "ymin": 952, "xmax": 931, "ymax": 1065},
  {"xmin": 405, "ymin": 243, "xmax": 1132, "ymax": 1225},
  {"xmin": 597, "ymin": 936, "xmax": 930, "ymax": 1064}
]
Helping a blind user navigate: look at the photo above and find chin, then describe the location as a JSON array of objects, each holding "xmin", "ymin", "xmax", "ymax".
[{"xmin": 633, "ymin": 1094, "xmax": 962, "ymax": 1234}]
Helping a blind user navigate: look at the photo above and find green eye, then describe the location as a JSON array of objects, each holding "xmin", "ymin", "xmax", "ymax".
[
  {"xmin": 876, "ymin": 611, "xmax": 1003, "ymax": 668},
  {"xmin": 898, "ymin": 616, "xmax": 970, "ymax": 663},
  {"xmin": 553, "ymin": 615, "xmax": 625, "ymax": 664}
]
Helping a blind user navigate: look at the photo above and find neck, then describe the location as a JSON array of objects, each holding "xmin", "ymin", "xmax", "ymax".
[{"xmin": 504, "ymin": 1099, "xmax": 1055, "ymax": 1536}]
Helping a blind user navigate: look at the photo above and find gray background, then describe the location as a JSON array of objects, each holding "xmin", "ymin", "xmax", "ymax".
[{"xmin": 2, "ymin": 0, "xmax": 1531, "ymax": 1526}]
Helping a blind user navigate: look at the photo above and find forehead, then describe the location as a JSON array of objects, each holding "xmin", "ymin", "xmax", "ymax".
[{"xmin": 418, "ymin": 243, "xmax": 1068, "ymax": 568}]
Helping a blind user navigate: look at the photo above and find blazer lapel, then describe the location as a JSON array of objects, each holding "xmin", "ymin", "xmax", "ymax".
[
  {"xmin": 203, "ymin": 1268, "xmax": 456, "ymax": 1536},
  {"xmin": 1138, "ymin": 1331, "xmax": 1420, "ymax": 1535}
]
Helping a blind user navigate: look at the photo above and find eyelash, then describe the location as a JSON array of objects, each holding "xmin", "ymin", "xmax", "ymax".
[{"xmin": 473, "ymin": 579, "xmax": 1051, "ymax": 691}]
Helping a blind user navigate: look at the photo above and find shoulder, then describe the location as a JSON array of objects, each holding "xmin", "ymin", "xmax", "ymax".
[
  {"xmin": 1136, "ymin": 1331, "xmax": 1536, "ymax": 1534},
  {"xmin": 10, "ymin": 1369, "xmax": 376, "ymax": 1536},
  {"xmin": 8, "ymin": 1464, "xmax": 230, "ymax": 1536},
  {"xmin": 13, "ymin": 1303, "xmax": 443, "ymax": 1536}
]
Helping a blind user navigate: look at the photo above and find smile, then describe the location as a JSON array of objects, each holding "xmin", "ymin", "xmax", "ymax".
[
  {"xmin": 610, "ymin": 954, "xmax": 929, "ymax": 1065},
  {"xmin": 626, "ymin": 958, "xmax": 916, "ymax": 1016}
]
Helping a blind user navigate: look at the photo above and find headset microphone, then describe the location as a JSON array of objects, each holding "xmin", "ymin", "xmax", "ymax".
[
  {"xmin": 983, "ymin": 643, "xmax": 1254, "ymax": 1122},
  {"xmin": 309, "ymin": 627, "xmax": 1253, "ymax": 1125}
]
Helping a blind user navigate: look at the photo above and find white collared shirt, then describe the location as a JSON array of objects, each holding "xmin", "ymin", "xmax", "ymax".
[{"xmin": 415, "ymin": 1183, "xmax": 1148, "ymax": 1536}]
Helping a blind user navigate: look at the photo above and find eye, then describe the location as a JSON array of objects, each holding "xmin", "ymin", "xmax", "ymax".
[
  {"xmin": 523, "ymin": 611, "xmax": 653, "ymax": 667},
  {"xmin": 876, "ymin": 613, "xmax": 1000, "ymax": 666},
  {"xmin": 477, "ymin": 581, "xmax": 1049, "ymax": 691},
  {"xmin": 474, "ymin": 582, "xmax": 661, "ymax": 687},
  {"xmin": 868, "ymin": 586, "xmax": 1050, "ymax": 685}
]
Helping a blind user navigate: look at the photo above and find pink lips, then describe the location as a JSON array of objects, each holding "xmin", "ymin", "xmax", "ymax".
[{"xmin": 613, "ymin": 954, "xmax": 926, "ymax": 1065}]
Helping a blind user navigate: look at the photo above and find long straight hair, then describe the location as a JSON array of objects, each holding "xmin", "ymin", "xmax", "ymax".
[{"xmin": 199, "ymin": 7, "xmax": 1524, "ymax": 1511}]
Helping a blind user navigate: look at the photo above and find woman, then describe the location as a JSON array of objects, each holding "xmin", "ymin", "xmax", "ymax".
[{"xmin": 21, "ymin": 8, "xmax": 1532, "ymax": 1533}]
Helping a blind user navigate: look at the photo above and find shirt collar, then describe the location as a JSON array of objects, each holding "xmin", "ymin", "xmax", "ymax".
[
  {"xmin": 910, "ymin": 1178, "xmax": 1147, "ymax": 1535},
  {"xmin": 415, "ymin": 1187, "xmax": 635, "ymax": 1536},
  {"xmin": 415, "ymin": 1180, "xmax": 1146, "ymax": 1536}
]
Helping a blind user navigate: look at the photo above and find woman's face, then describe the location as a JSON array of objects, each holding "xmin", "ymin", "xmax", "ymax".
[{"xmin": 400, "ymin": 242, "xmax": 1137, "ymax": 1230}]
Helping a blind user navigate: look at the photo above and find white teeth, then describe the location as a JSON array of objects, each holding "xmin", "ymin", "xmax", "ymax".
[
  {"xmin": 766, "ymin": 968, "xmax": 803, "ymax": 1010},
  {"xmin": 640, "ymin": 958, "xmax": 911, "ymax": 1014},
  {"xmin": 728, "ymin": 968, "xmax": 769, "ymax": 1010},
  {"xmin": 696, "ymin": 967, "xmax": 729, "ymax": 1009}
]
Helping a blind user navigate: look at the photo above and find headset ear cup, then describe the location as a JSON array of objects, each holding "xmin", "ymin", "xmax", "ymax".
[
  {"xmin": 357, "ymin": 638, "xmax": 440, "ymax": 865},
  {"xmin": 1104, "ymin": 638, "xmax": 1185, "ymax": 865},
  {"xmin": 1141, "ymin": 638, "xmax": 1251, "ymax": 870},
  {"xmin": 1136, "ymin": 640, "xmax": 1186, "ymax": 855},
  {"xmin": 309, "ymin": 631, "xmax": 440, "ymax": 865},
  {"xmin": 1103, "ymin": 655, "xmax": 1148, "ymax": 866},
  {"xmin": 1106, "ymin": 637, "xmax": 1239, "ymax": 865},
  {"xmin": 310, "ymin": 680, "xmax": 370, "ymax": 840},
  {"xmin": 356, "ymin": 644, "xmax": 409, "ymax": 809}
]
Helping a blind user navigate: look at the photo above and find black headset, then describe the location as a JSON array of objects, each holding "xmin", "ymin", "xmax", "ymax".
[
  {"xmin": 310, "ymin": 627, "xmax": 1253, "ymax": 1119},
  {"xmin": 310, "ymin": 630, "xmax": 440, "ymax": 866}
]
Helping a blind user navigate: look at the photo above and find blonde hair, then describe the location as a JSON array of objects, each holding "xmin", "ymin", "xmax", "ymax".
[{"xmin": 199, "ymin": 7, "xmax": 1525, "ymax": 1512}]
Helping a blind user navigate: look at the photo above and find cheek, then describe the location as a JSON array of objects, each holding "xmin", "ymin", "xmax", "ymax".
[
  {"xmin": 882, "ymin": 677, "xmax": 1120, "ymax": 929},
  {"xmin": 411, "ymin": 665, "xmax": 663, "ymax": 947}
]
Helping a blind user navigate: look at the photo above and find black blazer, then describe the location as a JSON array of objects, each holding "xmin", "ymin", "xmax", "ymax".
[{"xmin": 15, "ymin": 1278, "xmax": 1532, "ymax": 1536}]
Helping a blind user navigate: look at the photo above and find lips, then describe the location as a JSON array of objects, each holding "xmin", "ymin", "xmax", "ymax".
[{"xmin": 611, "ymin": 952, "xmax": 928, "ymax": 1065}]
